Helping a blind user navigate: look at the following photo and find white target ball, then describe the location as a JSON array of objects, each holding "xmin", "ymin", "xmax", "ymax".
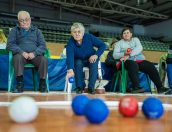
[{"xmin": 8, "ymin": 96, "xmax": 39, "ymax": 123}]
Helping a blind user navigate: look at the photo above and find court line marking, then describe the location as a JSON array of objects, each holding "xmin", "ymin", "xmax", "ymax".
[
  {"xmin": 0, "ymin": 92, "xmax": 172, "ymax": 97},
  {"xmin": 0, "ymin": 101, "xmax": 172, "ymax": 110}
]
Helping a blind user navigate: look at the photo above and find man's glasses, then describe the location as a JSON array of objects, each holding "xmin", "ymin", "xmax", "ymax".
[{"xmin": 18, "ymin": 18, "xmax": 30, "ymax": 23}]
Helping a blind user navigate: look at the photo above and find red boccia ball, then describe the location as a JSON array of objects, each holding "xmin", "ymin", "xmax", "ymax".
[
  {"xmin": 119, "ymin": 96, "xmax": 138, "ymax": 117},
  {"xmin": 127, "ymin": 48, "xmax": 132, "ymax": 52}
]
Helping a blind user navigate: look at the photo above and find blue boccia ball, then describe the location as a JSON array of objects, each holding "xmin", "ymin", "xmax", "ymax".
[
  {"xmin": 84, "ymin": 98, "xmax": 109, "ymax": 124},
  {"xmin": 69, "ymin": 77, "xmax": 75, "ymax": 83},
  {"xmin": 142, "ymin": 97, "xmax": 164, "ymax": 119},
  {"xmin": 71, "ymin": 95, "xmax": 90, "ymax": 116}
]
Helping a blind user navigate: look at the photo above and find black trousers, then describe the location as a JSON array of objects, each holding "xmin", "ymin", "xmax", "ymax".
[
  {"xmin": 124, "ymin": 60, "xmax": 162, "ymax": 90},
  {"xmin": 13, "ymin": 54, "xmax": 48, "ymax": 79}
]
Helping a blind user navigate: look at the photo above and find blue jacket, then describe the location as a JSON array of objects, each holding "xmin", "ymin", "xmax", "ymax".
[
  {"xmin": 66, "ymin": 33, "xmax": 106, "ymax": 70},
  {"xmin": 6, "ymin": 25, "xmax": 46, "ymax": 56}
]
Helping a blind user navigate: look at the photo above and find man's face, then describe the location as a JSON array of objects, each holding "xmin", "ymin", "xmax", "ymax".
[
  {"xmin": 18, "ymin": 14, "xmax": 31, "ymax": 30},
  {"xmin": 122, "ymin": 29, "xmax": 132, "ymax": 41},
  {"xmin": 71, "ymin": 28, "xmax": 84, "ymax": 42}
]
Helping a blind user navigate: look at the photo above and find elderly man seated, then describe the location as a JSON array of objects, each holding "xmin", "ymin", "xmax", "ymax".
[{"xmin": 6, "ymin": 10, "xmax": 48, "ymax": 93}]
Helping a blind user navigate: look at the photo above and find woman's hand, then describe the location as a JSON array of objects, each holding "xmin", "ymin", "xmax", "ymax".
[
  {"xmin": 89, "ymin": 55, "xmax": 98, "ymax": 63},
  {"xmin": 124, "ymin": 48, "xmax": 132, "ymax": 56},
  {"xmin": 120, "ymin": 55, "xmax": 129, "ymax": 61},
  {"xmin": 66, "ymin": 69, "xmax": 74, "ymax": 80}
]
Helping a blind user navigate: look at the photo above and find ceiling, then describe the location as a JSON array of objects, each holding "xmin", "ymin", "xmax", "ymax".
[{"xmin": 31, "ymin": 0, "xmax": 172, "ymax": 26}]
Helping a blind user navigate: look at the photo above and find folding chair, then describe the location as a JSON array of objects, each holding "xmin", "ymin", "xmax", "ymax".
[
  {"xmin": 84, "ymin": 61, "xmax": 108, "ymax": 90},
  {"xmin": 8, "ymin": 49, "xmax": 50, "ymax": 92},
  {"xmin": 112, "ymin": 61, "xmax": 152, "ymax": 94}
]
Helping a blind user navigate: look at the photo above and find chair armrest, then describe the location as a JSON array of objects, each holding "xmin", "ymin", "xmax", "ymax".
[
  {"xmin": 167, "ymin": 54, "xmax": 172, "ymax": 59},
  {"xmin": 44, "ymin": 48, "xmax": 51, "ymax": 58}
]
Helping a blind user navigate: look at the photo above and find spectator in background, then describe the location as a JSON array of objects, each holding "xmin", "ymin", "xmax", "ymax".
[
  {"xmin": 105, "ymin": 37, "xmax": 118, "ymax": 70},
  {"xmin": 113, "ymin": 27, "xmax": 171, "ymax": 94},
  {"xmin": 60, "ymin": 45, "xmax": 67, "ymax": 58},
  {"xmin": 66, "ymin": 22, "xmax": 106, "ymax": 94},
  {"xmin": 166, "ymin": 44, "xmax": 172, "ymax": 94},
  {"xmin": 6, "ymin": 10, "xmax": 48, "ymax": 93}
]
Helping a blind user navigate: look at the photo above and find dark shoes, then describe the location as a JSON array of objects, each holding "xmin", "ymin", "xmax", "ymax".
[
  {"xmin": 158, "ymin": 88, "xmax": 172, "ymax": 95},
  {"xmin": 13, "ymin": 82, "xmax": 24, "ymax": 93},
  {"xmin": 39, "ymin": 80, "xmax": 47, "ymax": 93},
  {"xmin": 76, "ymin": 87, "xmax": 83, "ymax": 94},
  {"xmin": 132, "ymin": 87, "xmax": 145, "ymax": 93},
  {"xmin": 76, "ymin": 87, "xmax": 95, "ymax": 94},
  {"xmin": 165, "ymin": 89, "xmax": 172, "ymax": 95},
  {"xmin": 88, "ymin": 88, "xmax": 95, "ymax": 94}
]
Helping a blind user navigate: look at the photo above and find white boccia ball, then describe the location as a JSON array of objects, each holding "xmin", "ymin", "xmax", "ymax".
[{"xmin": 8, "ymin": 96, "xmax": 39, "ymax": 123}]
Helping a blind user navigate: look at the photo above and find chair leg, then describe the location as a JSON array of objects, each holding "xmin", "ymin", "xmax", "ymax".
[
  {"xmin": 146, "ymin": 74, "xmax": 152, "ymax": 94},
  {"xmin": 32, "ymin": 69, "xmax": 37, "ymax": 91},
  {"xmin": 8, "ymin": 51, "xmax": 14, "ymax": 92},
  {"xmin": 112, "ymin": 72, "xmax": 120, "ymax": 92},
  {"xmin": 121, "ymin": 61, "xmax": 127, "ymax": 93},
  {"xmin": 8, "ymin": 63, "xmax": 14, "ymax": 92},
  {"xmin": 46, "ymin": 73, "xmax": 49, "ymax": 92}
]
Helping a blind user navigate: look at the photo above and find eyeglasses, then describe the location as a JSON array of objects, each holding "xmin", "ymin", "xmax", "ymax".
[{"xmin": 18, "ymin": 18, "xmax": 30, "ymax": 23}]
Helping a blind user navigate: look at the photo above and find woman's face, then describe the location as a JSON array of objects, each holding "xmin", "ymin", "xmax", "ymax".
[
  {"xmin": 71, "ymin": 28, "xmax": 84, "ymax": 43},
  {"xmin": 122, "ymin": 29, "xmax": 132, "ymax": 41}
]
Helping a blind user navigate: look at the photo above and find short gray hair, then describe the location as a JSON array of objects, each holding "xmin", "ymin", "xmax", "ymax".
[
  {"xmin": 71, "ymin": 22, "xmax": 85, "ymax": 34},
  {"xmin": 17, "ymin": 11, "xmax": 30, "ymax": 20}
]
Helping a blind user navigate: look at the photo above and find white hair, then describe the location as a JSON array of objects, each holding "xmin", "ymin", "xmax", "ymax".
[
  {"xmin": 71, "ymin": 22, "xmax": 85, "ymax": 34},
  {"xmin": 17, "ymin": 11, "xmax": 30, "ymax": 20}
]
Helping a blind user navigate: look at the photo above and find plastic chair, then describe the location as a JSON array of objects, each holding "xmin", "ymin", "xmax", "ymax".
[
  {"xmin": 111, "ymin": 61, "xmax": 127, "ymax": 93},
  {"xmin": 8, "ymin": 49, "xmax": 50, "ymax": 92},
  {"xmin": 112, "ymin": 61, "xmax": 152, "ymax": 93}
]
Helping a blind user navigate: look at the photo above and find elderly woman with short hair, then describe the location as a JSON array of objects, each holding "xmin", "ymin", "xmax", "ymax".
[
  {"xmin": 66, "ymin": 22, "xmax": 106, "ymax": 94},
  {"xmin": 113, "ymin": 27, "xmax": 171, "ymax": 94}
]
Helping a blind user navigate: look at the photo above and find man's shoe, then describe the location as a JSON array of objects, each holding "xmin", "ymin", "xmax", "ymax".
[
  {"xmin": 132, "ymin": 87, "xmax": 145, "ymax": 93},
  {"xmin": 76, "ymin": 87, "xmax": 83, "ymax": 94},
  {"xmin": 13, "ymin": 82, "xmax": 24, "ymax": 93},
  {"xmin": 39, "ymin": 81, "xmax": 47, "ymax": 93},
  {"xmin": 88, "ymin": 88, "xmax": 95, "ymax": 94}
]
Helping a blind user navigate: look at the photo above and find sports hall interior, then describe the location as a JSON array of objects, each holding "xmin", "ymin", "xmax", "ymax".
[{"xmin": 0, "ymin": 0, "xmax": 172, "ymax": 132}]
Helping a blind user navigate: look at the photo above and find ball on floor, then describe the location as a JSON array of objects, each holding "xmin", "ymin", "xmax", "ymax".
[
  {"xmin": 71, "ymin": 95, "xmax": 90, "ymax": 116},
  {"xmin": 8, "ymin": 96, "xmax": 39, "ymax": 123},
  {"xmin": 142, "ymin": 97, "xmax": 164, "ymax": 119},
  {"xmin": 119, "ymin": 96, "xmax": 138, "ymax": 117},
  {"xmin": 84, "ymin": 98, "xmax": 109, "ymax": 124}
]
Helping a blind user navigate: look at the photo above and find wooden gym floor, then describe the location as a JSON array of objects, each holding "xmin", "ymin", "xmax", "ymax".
[{"xmin": 0, "ymin": 92, "xmax": 172, "ymax": 132}]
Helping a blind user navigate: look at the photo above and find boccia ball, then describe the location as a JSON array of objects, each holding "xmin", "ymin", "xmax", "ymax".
[
  {"xmin": 69, "ymin": 77, "xmax": 75, "ymax": 83},
  {"xmin": 84, "ymin": 98, "xmax": 109, "ymax": 124},
  {"xmin": 8, "ymin": 96, "xmax": 39, "ymax": 123},
  {"xmin": 71, "ymin": 95, "xmax": 90, "ymax": 116},
  {"xmin": 142, "ymin": 97, "xmax": 164, "ymax": 119},
  {"xmin": 119, "ymin": 96, "xmax": 138, "ymax": 117},
  {"xmin": 127, "ymin": 48, "xmax": 132, "ymax": 52}
]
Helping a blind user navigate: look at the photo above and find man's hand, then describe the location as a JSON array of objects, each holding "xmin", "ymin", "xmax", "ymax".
[
  {"xmin": 28, "ymin": 53, "xmax": 35, "ymax": 60},
  {"xmin": 89, "ymin": 55, "xmax": 98, "ymax": 63},
  {"xmin": 22, "ymin": 52, "xmax": 29, "ymax": 59}
]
